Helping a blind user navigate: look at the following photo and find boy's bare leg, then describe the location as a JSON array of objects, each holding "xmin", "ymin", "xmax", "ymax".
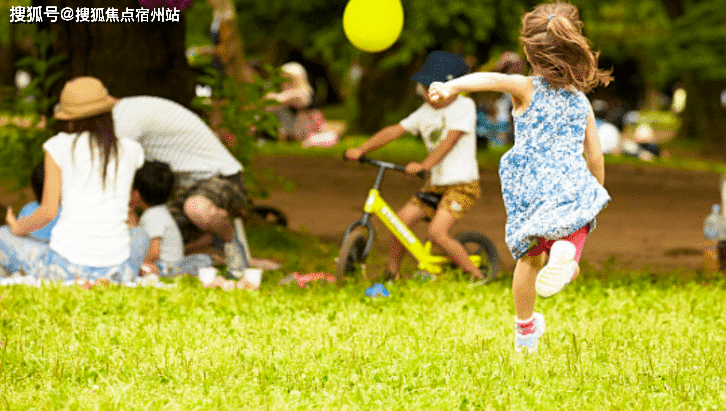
[
  {"xmin": 428, "ymin": 208, "xmax": 484, "ymax": 280},
  {"xmin": 512, "ymin": 253, "xmax": 546, "ymax": 320},
  {"xmin": 386, "ymin": 202, "xmax": 426, "ymax": 279}
]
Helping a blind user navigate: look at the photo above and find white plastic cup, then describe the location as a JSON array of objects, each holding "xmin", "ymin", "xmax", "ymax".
[
  {"xmin": 243, "ymin": 268, "xmax": 263, "ymax": 287},
  {"xmin": 198, "ymin": 267, "xmax": 218, "ymax": 286}
]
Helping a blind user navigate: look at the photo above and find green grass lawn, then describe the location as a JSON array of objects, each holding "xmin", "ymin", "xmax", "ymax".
[
  {"xmin": 1, "ymin": 224, "xmax": 725, "ymax": 410},
  {"xmin": 2, "ymin": 121, "xmax": 726, "ymax": 409}
]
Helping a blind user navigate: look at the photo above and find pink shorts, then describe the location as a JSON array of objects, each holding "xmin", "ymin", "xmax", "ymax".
[{"xmin": 525, "ymin": 224, "xmax": 590, "ymax": 262}]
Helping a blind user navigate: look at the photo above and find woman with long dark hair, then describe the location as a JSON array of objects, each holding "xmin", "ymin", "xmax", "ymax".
[{"xmin": 0, "ymin": 77, "xmax": 149, "ymax": 284}]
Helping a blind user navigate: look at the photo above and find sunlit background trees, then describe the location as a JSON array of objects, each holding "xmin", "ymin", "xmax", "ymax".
[{"xmin": 0, "ymin": 0, "xmax": 724, "ymax": 142}]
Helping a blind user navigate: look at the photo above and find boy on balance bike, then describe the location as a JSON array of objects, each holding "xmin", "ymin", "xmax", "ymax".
[{"xmin": 344, "ymin": 51, "xmax": 488, "ymax": 282}]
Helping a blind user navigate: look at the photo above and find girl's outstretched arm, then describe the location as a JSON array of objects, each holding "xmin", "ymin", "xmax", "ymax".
[
  {"xmin": 583, "ymin": 108, "xmax": 605, "ymax": 186},
  {"xmin": 429, "ymin": 73, "xmax": 533, "ymax": 113}
]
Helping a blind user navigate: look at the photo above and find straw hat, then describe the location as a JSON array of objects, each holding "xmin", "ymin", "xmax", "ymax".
[{"xmin": 54, "ymin": 77, "xmax": 117, "ymax": 121}]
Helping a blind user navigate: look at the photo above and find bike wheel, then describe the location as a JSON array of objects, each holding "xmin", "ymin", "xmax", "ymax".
[
  {"xmin": 251, "ymin": 205, "xmax": 288, "ymax": 227},
  {"xmin": 336, "ymin": 227, "xmax": 369, "ymax": 283},
  {"xmin": 455, "ymin": 231, "xmax": 500, "ymax": 282}
]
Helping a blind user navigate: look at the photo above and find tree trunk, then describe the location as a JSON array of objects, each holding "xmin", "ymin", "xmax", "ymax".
[
  {"xmin": 0, "ymin": 22, "xmax": 17, "ymax": 87},
  {"xmin": 355, "ymin": 53, "xmax": 426, "ymax": 134},
  {"xmin": 678, "ymin": 72, "xmax": 726, "ymax": 146},
  {"xmin": 33, "ymin": 0, "xmax": 194, "ymax": 115},
  {"xmin": 660, "ymin": 0, "xmax": 685, "ymax": 19}
]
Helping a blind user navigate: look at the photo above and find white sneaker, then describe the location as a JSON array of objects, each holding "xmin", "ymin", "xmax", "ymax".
[
  {"xmin": 535, "ymin": 240, "xmax": 577, "ymax": 298},
  {"xmin": 514, "ymin": 312, "xmax": 546, "ymax": 353}
]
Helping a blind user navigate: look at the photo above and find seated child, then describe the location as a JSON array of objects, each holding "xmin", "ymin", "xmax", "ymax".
[
  {"xmin": 130, "ymin": 160, "xmax": 213, "ymax": 277},
  {"xmin": 17, "ymin": 162, "xmax": 60, "ymax": 242},
  {"xmin": 344, "ymin": 51, "xmax": 484, "ymax": 281}
]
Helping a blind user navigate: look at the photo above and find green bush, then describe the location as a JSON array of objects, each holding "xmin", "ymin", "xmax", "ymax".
[
  {"xmin": 191, "ymin": 65, "xmax": 286, "ymax": 199},
  {"xmin": 0, "ymin": 31, "xmax": 65, "ymax": 190}
]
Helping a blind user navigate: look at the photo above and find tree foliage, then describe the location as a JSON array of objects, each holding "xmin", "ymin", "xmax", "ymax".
[
  {"xmin": 665, "ymin": 0, "xmax": 726, "ymax": 80},
  {"xmin": 5, "ymin": 0, "xmax": 724, "ymax": 143},
  {"xmin": 583, "ymin": 0, "xmax": 726, "ymax": 87},
  {"xmin": 582, "ymin": 0, "xmax": 726, "ymax": 143},
  {"xmin": 217, "ymin": 0, "xmax": 725, "ymax": 141},
  {"xmin": 663, "ymin": 0, "xmax": 726, "ymax": 143},
  {"xmin": 0, "ymin": 31, "xmax": 64, "ymax": 189},
  {"xmin": 32, "ymin": 0, "xmax": 195, "ymax": 112},
  {"xmin": 216, "ymin": 0, "xmax": 537, "ymax": 132}
]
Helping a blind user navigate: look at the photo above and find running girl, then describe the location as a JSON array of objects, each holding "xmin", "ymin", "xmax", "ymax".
[{"xmin": 429, "ymin": 2, "xmax": 612, "ymax": 352}]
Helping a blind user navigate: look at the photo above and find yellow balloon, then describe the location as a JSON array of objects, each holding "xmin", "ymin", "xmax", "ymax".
[{"xmin": 343, "ymin": 0, "xmax": 404, "ymax": 53}]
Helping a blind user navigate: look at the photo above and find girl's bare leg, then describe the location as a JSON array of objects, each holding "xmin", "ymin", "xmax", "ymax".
[{"xmin": 512, "ymin": 253, "xmax": 547, "ymax": 320}]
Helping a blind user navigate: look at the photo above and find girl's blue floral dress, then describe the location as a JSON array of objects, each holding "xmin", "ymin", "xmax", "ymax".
[{"xmin": 499, "ymin": 77, "xmax": 611, "ymax": 259}]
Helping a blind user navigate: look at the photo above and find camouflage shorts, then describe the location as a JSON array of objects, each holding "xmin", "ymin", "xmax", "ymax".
[
  {"xmin": 167, "ymin": 173, "xmax": 249, "ymax": 243},
  {"xmin": 411, "ymin": 180, "xmax": 480, "ymax": 220}
]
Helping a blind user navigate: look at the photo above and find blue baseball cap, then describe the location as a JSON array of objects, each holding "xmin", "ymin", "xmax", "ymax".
[{"xmin": 411, "ymin": 51, "xmax": 470, "ymax": 86}]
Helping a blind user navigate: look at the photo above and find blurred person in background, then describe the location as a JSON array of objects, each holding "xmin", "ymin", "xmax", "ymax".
[{"xmin": 592, "ymin": 99, "xmax": 621, "ymax": 155}]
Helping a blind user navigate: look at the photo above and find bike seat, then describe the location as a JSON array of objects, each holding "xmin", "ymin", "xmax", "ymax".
[{"xmin": 416, "ymin": 192, "xmax": 442, "ymax": 209}]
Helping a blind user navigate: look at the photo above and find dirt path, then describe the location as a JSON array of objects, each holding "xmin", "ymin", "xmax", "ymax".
[
  {"xmin": 2, "ymin": 155, "xmax": 714, "ymax": 274},
  {"xmin": 254, "ymin": 155, "xmax": 721, "ymax": 273}
]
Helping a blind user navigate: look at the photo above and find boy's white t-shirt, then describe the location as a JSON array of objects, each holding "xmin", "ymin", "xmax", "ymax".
[
  {"xmin": 113, "ymin": 96, "xmax": 242, "ymax": 185},
  {"xmin": 43, "ymin": 131, "xmax": 145, "ymax": 267},
  {"xmin": 399, "ymin": 96, "xmax": 479, "ymax": 186},
  {"xmin": 139, "ymin": 205, "xmax": 184, "ymax": 265}
]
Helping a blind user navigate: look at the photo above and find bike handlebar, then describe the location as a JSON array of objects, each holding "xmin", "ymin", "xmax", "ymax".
[
  {"xmin": 359, "ymin": 156, "xmax": 404, "ymax": 172},
  {"xmin": 347, "ymin": 155, "xmax": 426, "ymax": 179}
]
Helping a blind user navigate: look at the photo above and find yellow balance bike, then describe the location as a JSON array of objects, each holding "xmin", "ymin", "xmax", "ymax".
[{"xmin": 336, "ymin": 157, "xmax": 500, "ymax": 283}]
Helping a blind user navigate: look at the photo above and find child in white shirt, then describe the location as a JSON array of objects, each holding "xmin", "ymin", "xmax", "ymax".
[
  {"xmin": 130, "ymin": 161, "xmax": 213, "ymax": 277},
  {"xmin": 345, "ymin": 51, "xmax": 483, "ymax": 281}
]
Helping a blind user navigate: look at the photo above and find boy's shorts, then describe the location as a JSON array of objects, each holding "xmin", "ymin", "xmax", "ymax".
[
  {"xmin": 167, "ymin": 173, "xmax": 249, "ymax": 243},
  {"xmin": 526, "ymin": 223, "xmax": 591, "ymax": 262},
  {"xmin": 410, "ymin": 180, "xmax": 480, "ymax": 220}
]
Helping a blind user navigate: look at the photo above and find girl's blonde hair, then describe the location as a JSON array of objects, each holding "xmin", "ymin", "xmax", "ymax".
[{"xmin": 520, "ymin": 2, "xmax": 612, "ymax": 92}]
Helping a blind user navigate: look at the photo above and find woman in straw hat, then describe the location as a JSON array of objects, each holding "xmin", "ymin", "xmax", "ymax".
[{"xmin": 0, "ymin": 77, "xmax": 149, "ymax": 285}]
